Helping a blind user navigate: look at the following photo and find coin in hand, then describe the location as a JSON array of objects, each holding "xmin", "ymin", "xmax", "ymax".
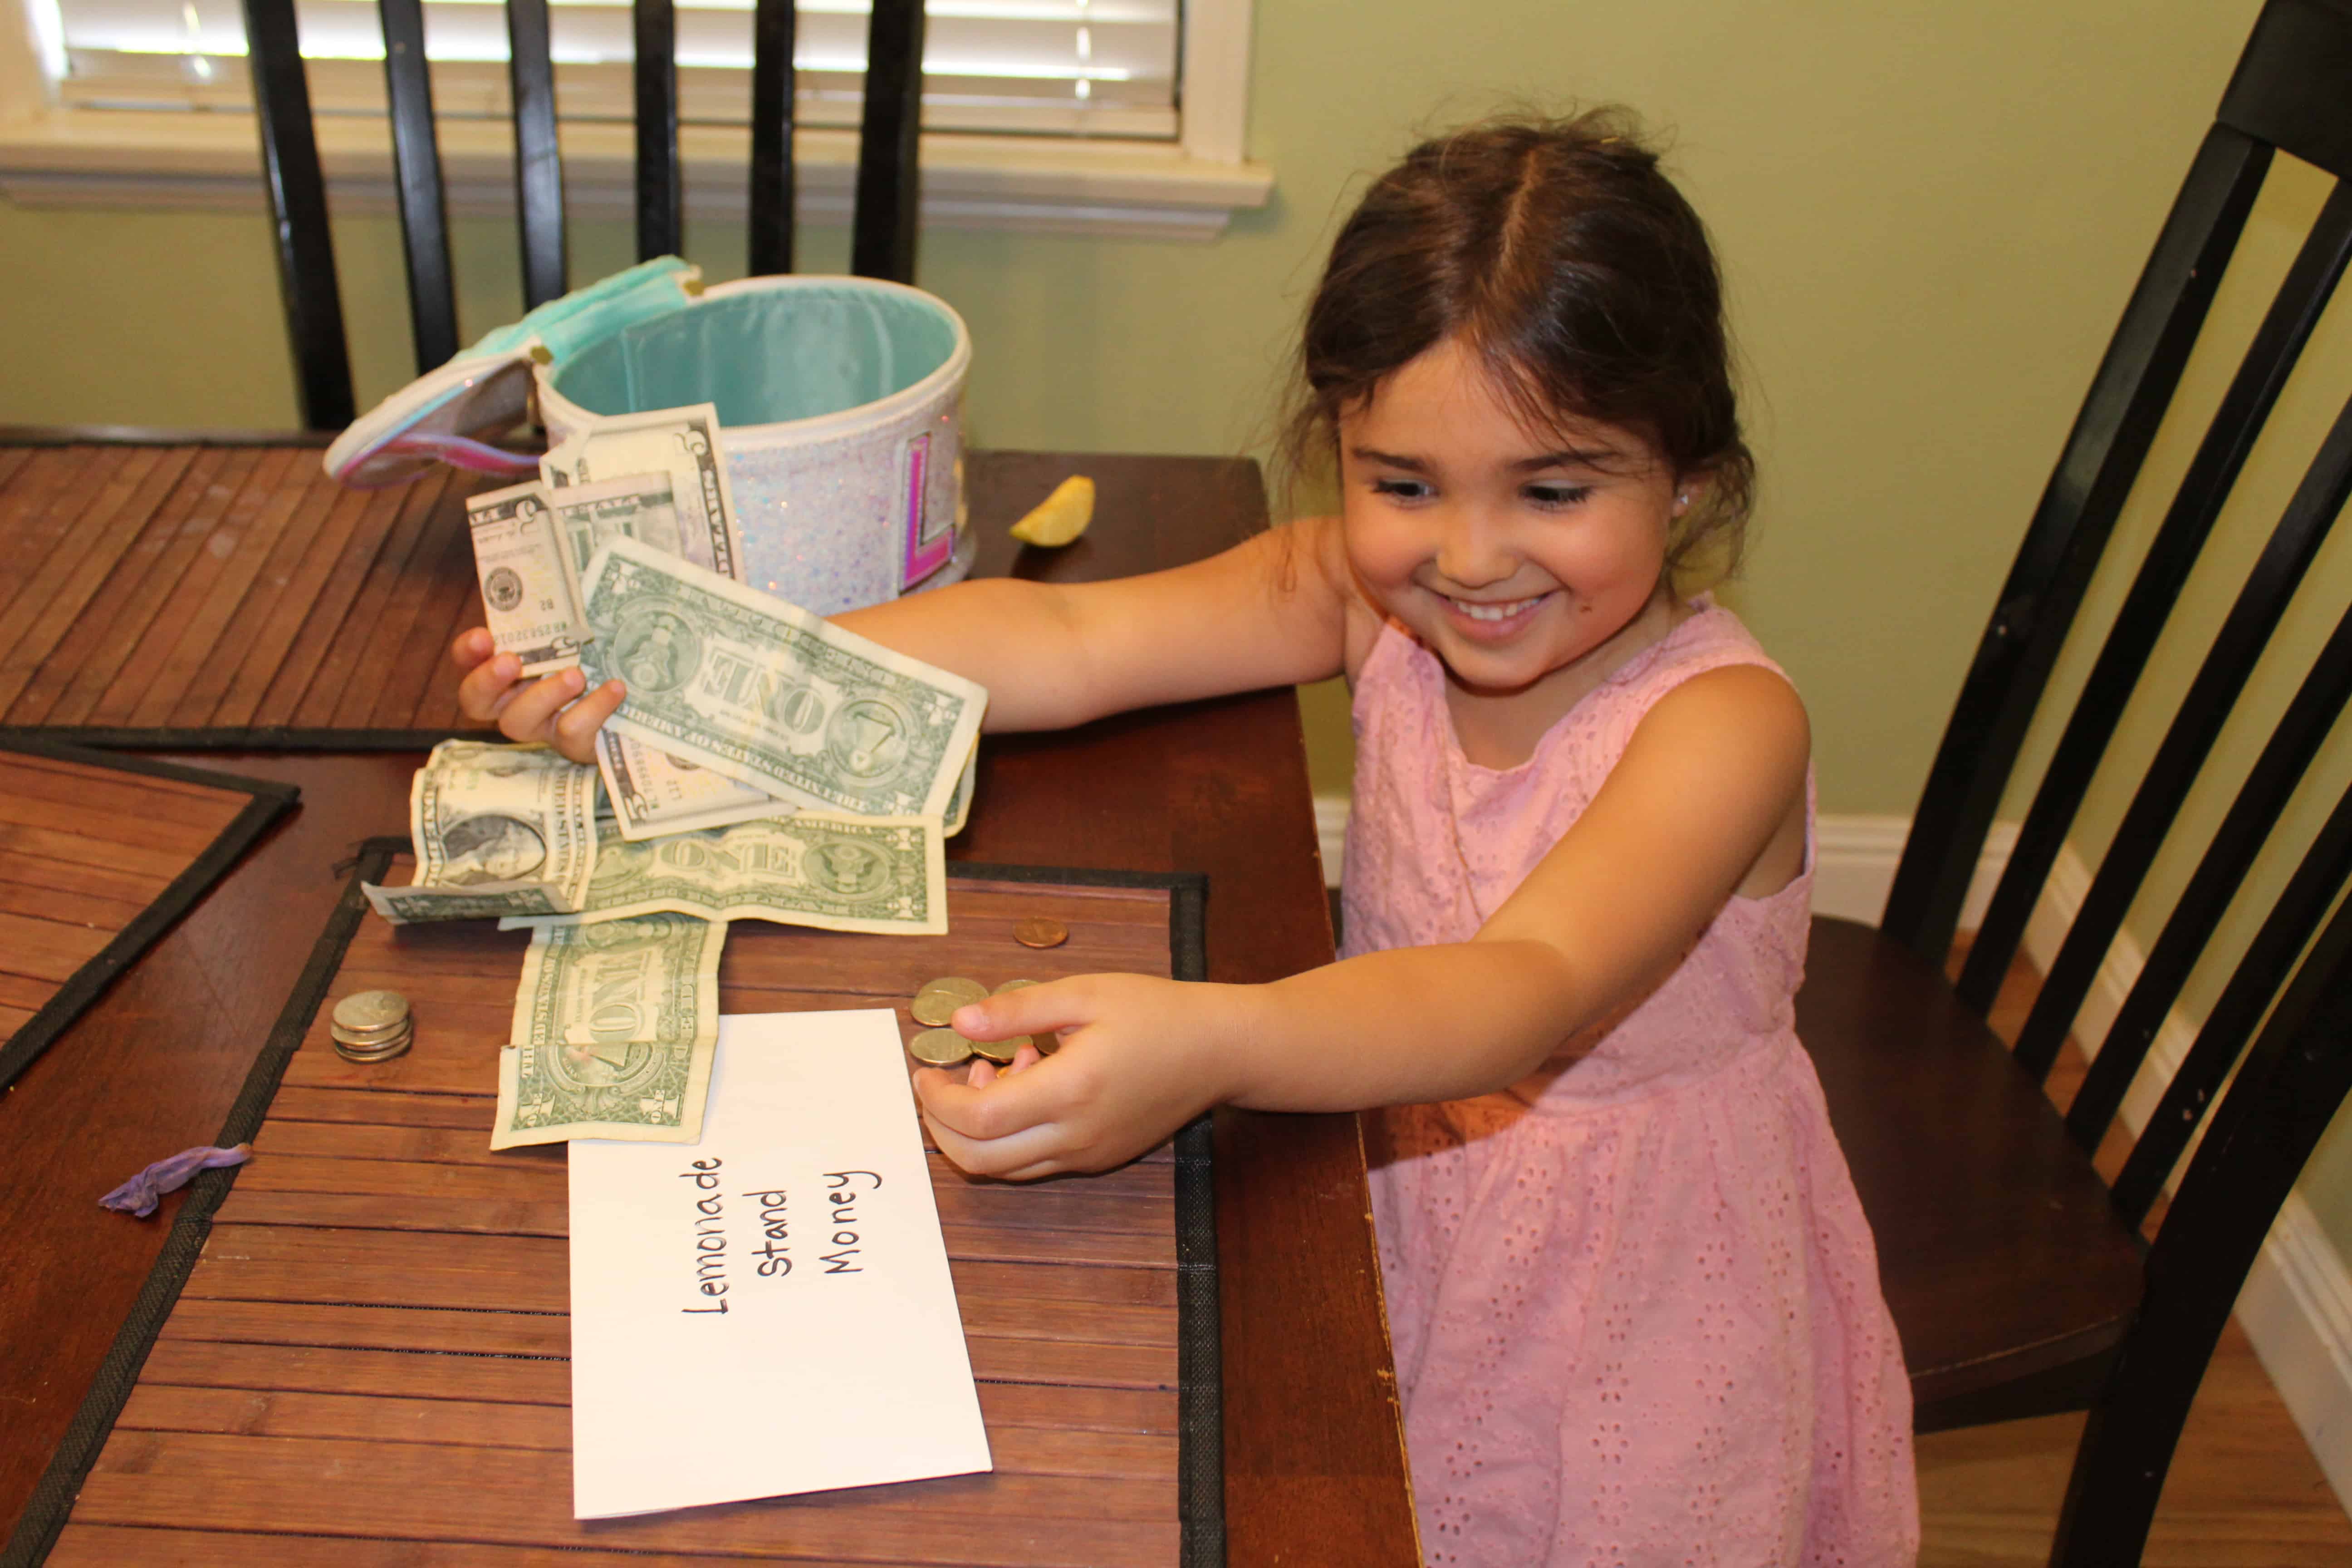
[
  {"xmin": 908, "ymin": 1027, "xmax": 975, "ymax": 1068},
  {"xmin": 993, "ymin": 978, "xmax": 1052, "ymax": 1054},
  {"xmin": 911, "ymin": 975, "xmax": 989, "ymax": 1027}
]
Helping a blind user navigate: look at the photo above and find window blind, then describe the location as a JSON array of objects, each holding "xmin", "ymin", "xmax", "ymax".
[{"xmin": 49, "ymin": 0, "xmax": 1180, "ymax": 138}]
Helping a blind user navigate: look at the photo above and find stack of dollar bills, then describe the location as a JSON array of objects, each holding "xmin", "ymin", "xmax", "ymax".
[{"xmin": 367, "ymin": 408, "xmax": 987, "ymax": 1147}]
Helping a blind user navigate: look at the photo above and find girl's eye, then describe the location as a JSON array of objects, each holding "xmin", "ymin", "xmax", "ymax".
[
  {"xmin": 1525, "ymin": 484, "xmax": 1592, "ymax": 508},
  {"xmin": 1372, "ymin": 478, "xmax": 1431, "ymax": 501}
]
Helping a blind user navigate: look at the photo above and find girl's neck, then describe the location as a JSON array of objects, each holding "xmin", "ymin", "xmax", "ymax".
[{"xmin": 1440, "ymin": 585, "xmax": 1691, "ymax": 770}]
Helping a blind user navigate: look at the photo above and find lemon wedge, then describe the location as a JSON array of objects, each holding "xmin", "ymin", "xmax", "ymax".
[{"xmin": 1009, "ymin": 475, "xmax": 1095, "ymax": 548}]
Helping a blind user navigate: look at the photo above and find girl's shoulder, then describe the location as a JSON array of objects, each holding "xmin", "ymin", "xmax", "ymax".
[
  {"xmin": 1627, "ymin": 599, "xmax": 1789, "ymax": 701},
  {"xmin": 1597, "ymin": 602, "xmax": 1806, "ymax": 775}
]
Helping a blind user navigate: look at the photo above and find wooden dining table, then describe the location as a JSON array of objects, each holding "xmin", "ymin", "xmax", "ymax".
[{"xmin": 0, "ymin": 430, "xmax": 1420, "ymax": 1567}]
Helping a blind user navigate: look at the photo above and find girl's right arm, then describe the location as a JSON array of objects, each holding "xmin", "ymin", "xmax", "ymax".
[{"xmin": 451, "ymin": 516, "xmax": 1356, "ymax": 760}]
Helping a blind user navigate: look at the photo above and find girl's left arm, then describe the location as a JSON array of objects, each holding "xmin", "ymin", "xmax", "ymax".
[{"xmin": 918, "ymin": 664, "xmax": 1811, "ymax": 1178}]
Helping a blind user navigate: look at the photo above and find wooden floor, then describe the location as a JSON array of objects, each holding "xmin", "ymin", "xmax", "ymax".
[{"xmin": 1916, "ymin": 947, "xmax": 2352, "ymax": 1566}]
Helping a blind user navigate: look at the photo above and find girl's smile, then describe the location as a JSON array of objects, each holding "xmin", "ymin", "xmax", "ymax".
[{"xmin": 1339, "ymin": 335, "xmax": 1689, "ymax": 743}]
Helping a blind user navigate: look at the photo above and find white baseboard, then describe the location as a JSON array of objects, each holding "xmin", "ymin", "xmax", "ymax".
[{"xmin": 1310, "ymin": 792, "xmax": 2352, "ymax": 1506}]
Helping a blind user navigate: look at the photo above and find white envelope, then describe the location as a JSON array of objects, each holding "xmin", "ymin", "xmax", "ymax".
[{"xmin": 567, "ymin": 1008, "xmax": 991, "ymax": 1518}]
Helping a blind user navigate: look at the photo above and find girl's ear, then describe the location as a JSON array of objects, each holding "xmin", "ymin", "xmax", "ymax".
[{"xmin": 1670, "ymin": 472, "xmax": 1709, "ymax": 520}]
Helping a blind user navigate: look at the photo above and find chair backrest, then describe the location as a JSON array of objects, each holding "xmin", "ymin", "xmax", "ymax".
[
  {"xmin": 1882, "ymin": 0, "xmax": 2352, "ymax": 1154},
  {"xmin": 1872, "ymin": 10, "xmax": 2352, "ymax": 1550},
  {"xmin": 238, "ymin": 0, "xmax": 929, "ymax": 430}
]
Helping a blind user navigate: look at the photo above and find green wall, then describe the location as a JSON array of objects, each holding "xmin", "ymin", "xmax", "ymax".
[{"xmin": 14, "ymin": 0, "xmax": 2352, "ymax": 1259}]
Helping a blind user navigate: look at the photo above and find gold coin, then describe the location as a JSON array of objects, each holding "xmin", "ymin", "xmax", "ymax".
[
  {"xmin": 969, "ymin": 1035, "xmax": 1023, "ymax": 1065},
  {"xmin": 908, "ymin": 1028, "xmax": 975, "ymax": 1067},
  {"xmin": 1012, "ymin": 918, "xmax": 1068, "ymax": 950},
  {"xmin": 994, "ymin": 978, "xmax": 1039, "ymax": 994},
  {"xmin": 911, "ymin": 975, "xmax": 989, "ymax": 1026},
  {"xmin": 910, "ymin": 992, "xmax": 960, "ymax": 1027}
]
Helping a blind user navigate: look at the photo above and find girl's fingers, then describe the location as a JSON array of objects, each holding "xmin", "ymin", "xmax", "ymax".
[
  {"xmin": 917, "ymin": 1058, "xmax": 1063, "ymax": 1143},
  {"xmin": 950, "ymin": 981, "xmax": 1092, "ymax": 1043},
  {"xmin": 550, "ymin": 678, "xmax": 626, "ymax": 764},
  {"xmin": 451, "ymin": 626, "xmax": 496, "ymax": 669},
  {"xmin": 496, "ymin": 667, "xmax": 588, "ymax": 745},
  {"xmin": 1006, "ymin": 1043, "xmax": 1044, "ymax": 1075},
  {"xmin": 920, "ymin": 1104, "xmax": 1068, "ymax": 1180},
  {"xmin": 455, "ymin": 650, "xmax": 524, "ymax": 723}
]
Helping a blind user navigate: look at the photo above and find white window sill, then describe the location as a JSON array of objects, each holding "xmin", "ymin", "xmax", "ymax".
[{"xmin": 0, "ymin": 106, "xmax": 1274, "ymax": 240}]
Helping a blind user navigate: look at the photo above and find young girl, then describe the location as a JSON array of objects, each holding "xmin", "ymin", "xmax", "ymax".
[{"xmin": 453, "ymin": 110, "xmax": 1918, "ymax": 1565}]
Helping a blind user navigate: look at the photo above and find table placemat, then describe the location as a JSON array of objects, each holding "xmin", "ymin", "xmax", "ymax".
[
  {"xmin": 0, "ymin": 443, "xmax": 496, "ymax": 750},
  {"xmin": 0, "ymin": 738, "xmax": 297, "ymax": 1090},
  {"xmin": 6, "ymin": 843, "xmax": 1220, "ymax": 1568}
]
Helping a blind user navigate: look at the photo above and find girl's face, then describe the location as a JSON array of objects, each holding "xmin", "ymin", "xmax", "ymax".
[{"xmin": 1339, "ymin": 335, "xmax": 1684, "ymax": 702}]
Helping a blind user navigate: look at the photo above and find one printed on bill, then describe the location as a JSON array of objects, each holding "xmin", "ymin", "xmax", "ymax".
[{"xmin": 491, "ymin": 911, "xmax": 722, "ymax": 1148}]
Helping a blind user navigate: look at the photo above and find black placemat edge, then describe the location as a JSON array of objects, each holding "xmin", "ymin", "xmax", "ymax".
[
  {"xmin": 0, "ymin": 725, "xmax": 480, "ymax": 753},
  {"xmin": 0, "ymin": 837, "xmax": 391, "ymax": 1568},
  {"xmin": 949, "ymin": 861, "xmax": 1224, "ymax": 1564},
  {"xmin": 0, "ymin": 739, "xmax": 302, "ymax": 1092}
]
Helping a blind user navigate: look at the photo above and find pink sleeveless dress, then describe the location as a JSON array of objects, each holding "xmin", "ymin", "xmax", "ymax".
[{"xmin": 1343, "ymin": 603, "xmax": 1917, "ymax": 1567}]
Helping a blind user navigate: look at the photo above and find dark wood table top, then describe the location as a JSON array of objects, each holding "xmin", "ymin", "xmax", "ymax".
[{"xmin": 0, "ymin": 434, "xmax": 1418, "ymax": 1567}]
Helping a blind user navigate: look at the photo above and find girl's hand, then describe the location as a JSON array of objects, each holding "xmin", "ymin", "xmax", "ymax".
[
  {"xmin": 912, "ymin": 974, "xmax": 1235, "ymax": 1180},
  {"xmin": 451, "ymin": 627, "xmax": 625, "ymax": 764}
]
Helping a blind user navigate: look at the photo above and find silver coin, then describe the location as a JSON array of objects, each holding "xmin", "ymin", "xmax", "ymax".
[
  {"xmin": 908, "ymin": 1027, "xmax": 975, "ymax": 1068},
  {"xmin": 332, "ymin": 990, "xmax": 409, "ymax": 1034},
  {"xmin": 331, "ymin": 1017, "xmax": 411, "ymax": 1044},
  {"xmin": 332, "ymin": 1027, "xmax": 412, "ymax": 1064}
]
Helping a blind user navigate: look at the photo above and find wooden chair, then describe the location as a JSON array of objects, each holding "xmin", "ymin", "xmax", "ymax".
[
  {"xmin": 236, "ymin": 0, "xmax": 930, "ymax": 430},
  {"xmin": 1793, "ymin": 0, "xmax": 2352, "ymax": 1559}
]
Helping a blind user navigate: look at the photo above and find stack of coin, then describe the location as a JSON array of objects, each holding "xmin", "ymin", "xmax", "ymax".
[
  {"xmin": 906, "ymin": 975, "xmax": 1042, "ymax": 1067},
  {"xmin": 330, "ymin": 990, "xmax": 413, "ymax": 1063}
]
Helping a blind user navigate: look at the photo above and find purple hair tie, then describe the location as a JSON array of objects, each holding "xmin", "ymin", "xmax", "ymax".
[{"xmin": 100, "ymin": 1143, "xmax": 252, "ymax": 1218}]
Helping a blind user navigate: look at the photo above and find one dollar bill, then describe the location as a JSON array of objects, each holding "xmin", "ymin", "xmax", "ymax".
[
  {"xmin": 490, "ymin": 911, "xmax": 723, "ymax": 1148},
  {"xmin": 500, "ymin": 813, "xmax": 946, "ymax": 936},
  {"xmin": 363, "ymin": 740, "xmax": 599, "ymax": 923},
  {"xmin": 578, "ymin": 537, "xmax": 986, "ymax": 821}
]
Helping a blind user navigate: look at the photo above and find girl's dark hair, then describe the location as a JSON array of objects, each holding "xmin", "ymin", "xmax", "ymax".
[{"xmin": 1280, "ymin": 108, "xmax": 1755, "ymax": 581}]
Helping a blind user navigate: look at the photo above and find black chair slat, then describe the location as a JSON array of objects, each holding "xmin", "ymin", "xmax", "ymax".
[
  {"xmin": 1955, "ymin": 181, "xmax": 2352, "ymax": 1012},
  {"xmin": 851, "ymin": 0, "xmax": 925, "ymax": 283},
  {"xmin": 2011, "ymin": 389, "xmax": 2352, "ymax": 1080},
  {"xmin": 2065, "ymin": 590, "xmax": 2352, "ymax": 1155},
  {"xmin": 378, "ymin": 0, "xmax": 458, "ymax": 372},
  {"xmin": 2050, "ymin": 881, "xmax": 2352, "ymax": 1562},
  {"xmin": 239, "ymin": 0, "xmax": 353, "ymax": 430},
  {"xmin": 1879, "ymin": 127, "xmax": 2271, "ymax": 967},
  {"xmin": 2219, "ymin": 0, "xmax": 2352, "ymax": 181},
  {"xmin": 2109, "ymin": 774, "xmax": 2352, "ymax": 1225},
  {"xmin": 749, "ymin": 0, "xmax": 798, "ymax": 276},
  {"xmin": 507, "ymin": 0, "xmax": 568, "ymax": 308},
  {"xmin": 634, "ymin": 0, "xmax": 683, "ymax": 260}
]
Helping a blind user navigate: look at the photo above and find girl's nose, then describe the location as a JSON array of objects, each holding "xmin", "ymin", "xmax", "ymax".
[{"xmin": 1434, "ymin": 504, "xmax": 1515, "ymax": 588}]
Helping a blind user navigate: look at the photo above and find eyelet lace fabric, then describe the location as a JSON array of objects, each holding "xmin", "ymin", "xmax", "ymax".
[{"xmin": 1342, "ymin": 604, "xmax": 1918, "ymax": 1567}]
